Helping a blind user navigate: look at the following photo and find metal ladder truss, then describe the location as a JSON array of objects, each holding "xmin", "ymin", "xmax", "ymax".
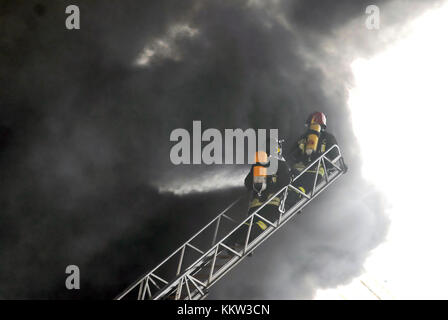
[{"xmin": 116, "ymin": 145, "xmax": 346, "ymax": 300}]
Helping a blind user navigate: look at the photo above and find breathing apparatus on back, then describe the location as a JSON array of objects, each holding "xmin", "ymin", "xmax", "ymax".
[
  {"xmin": 253, "ymin": 151, "xmax": 269, "ymax": 196},
  {"xmin": 304, "ymin": 112, "xmax": 327, "ymax": 156}
]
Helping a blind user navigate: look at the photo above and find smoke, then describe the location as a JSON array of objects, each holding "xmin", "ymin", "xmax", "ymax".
[{"xmin": 0, "ymin": 0, "xmax": 442, "ymax": 299}]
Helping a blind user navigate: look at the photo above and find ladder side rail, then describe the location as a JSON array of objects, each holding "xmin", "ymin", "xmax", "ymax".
[
  {"xmin": 190, "ymin": 157, "xmax": 346, "ymax": 299},
  {"xmin": 203, "ymin": 156, "xmax": 346, "ymax": 290},
  {"xmin": 117, "ymin": 145, "xmax": 344, "ymax": 300},
  {"xmin": 150, "ymin": 145, "xmax": 344, "ymax": 299},
  {"xmin": 201, "ymin": 167, "xmax": 346, "ymax": 298},
  {"xmin": 175, "ymin": 165, "xmax": 345, "ymax": 300}
]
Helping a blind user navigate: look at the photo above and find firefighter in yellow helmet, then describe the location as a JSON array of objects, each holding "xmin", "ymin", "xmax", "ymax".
[{"xmin": 287, "ymin": 111, "xmax": 342, "ymax": 198}]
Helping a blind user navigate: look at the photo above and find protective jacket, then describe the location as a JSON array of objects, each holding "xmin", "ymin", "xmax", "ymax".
[{"xmin": 287, "ymin": 131, "xmax": 338, "ymax": 173}]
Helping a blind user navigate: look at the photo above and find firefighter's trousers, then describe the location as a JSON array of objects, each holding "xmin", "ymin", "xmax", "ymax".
[
  {"xmin": 289, "ymin": 161, "xmax": 324, "ymax": 202},
  {"xmin": 226, "ymin": 193, "xmax": 281, "ymax": 249},
  {"xmin": 245, "ymin": 193, "xmax": 281, "ymax": 243}
]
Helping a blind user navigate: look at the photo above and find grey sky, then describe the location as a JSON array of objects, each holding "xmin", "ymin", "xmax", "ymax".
[{"xmin": 0, "ymin": 0, "xmax": 443, "ymax": 299}]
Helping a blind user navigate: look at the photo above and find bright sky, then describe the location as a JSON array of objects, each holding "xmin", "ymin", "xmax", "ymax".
[{"xmin": 316, "ymin": 1, "xmax": 448, "ymax": 299}]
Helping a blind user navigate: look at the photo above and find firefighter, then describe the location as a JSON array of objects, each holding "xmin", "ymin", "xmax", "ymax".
[
  {"xmin": 225, "ymin": 148, "xmax": 289, "ymax": 256},
  {"xmin": 287, "ymin": 111, "xmax": 342, "ymax": 198},
  {"xmin": 243, "ymin": 149, "xmax": 290, "ymax": 240}
]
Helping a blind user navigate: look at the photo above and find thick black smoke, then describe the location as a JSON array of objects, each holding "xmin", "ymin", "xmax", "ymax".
[{"xmin": 0, "ymin": 0, "xmax": 442, "ymax": 299}]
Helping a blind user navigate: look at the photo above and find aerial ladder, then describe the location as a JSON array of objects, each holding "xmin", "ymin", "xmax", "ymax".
[{"xmin": 116, "ymin": 145, "xmax": 347, "ymax": 300}]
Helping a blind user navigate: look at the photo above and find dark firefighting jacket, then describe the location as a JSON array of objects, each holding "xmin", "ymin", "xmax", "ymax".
[{"xmin": 287, "ymin": 131, "xmax": 338, "ymax": 174}]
